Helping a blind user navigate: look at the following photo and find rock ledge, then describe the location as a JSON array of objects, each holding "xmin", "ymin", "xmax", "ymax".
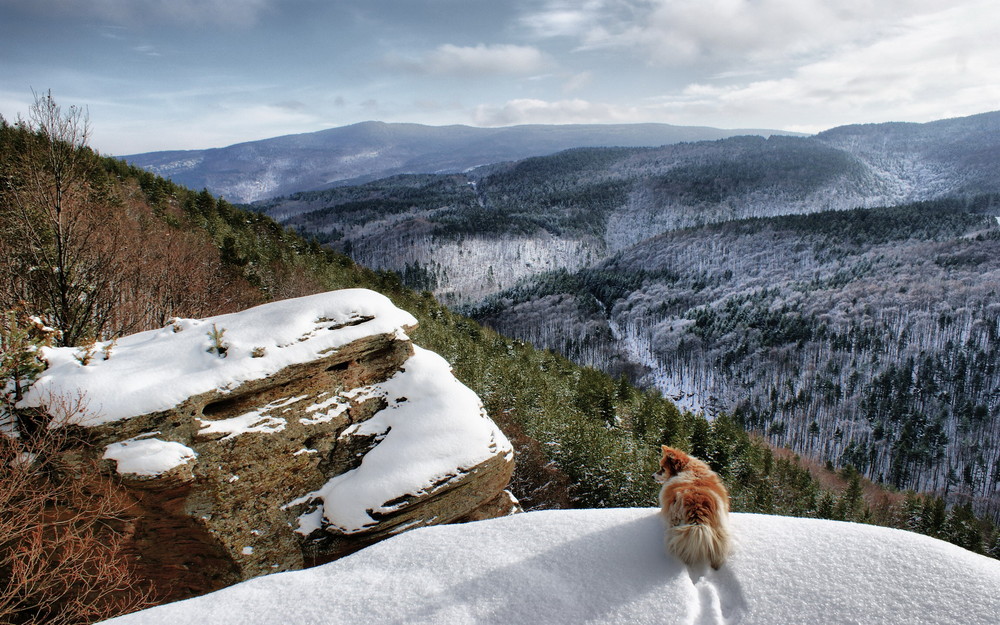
[{"xmin": 21, "ymin": 289, "xmax": 517, "ymax": 596}]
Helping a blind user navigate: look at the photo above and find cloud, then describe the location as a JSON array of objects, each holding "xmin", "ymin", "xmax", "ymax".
[
  {"xmin": 520, "ymin": 1, "xmax": 604, "ymax": 39},
  {"xmin": 662, "ymin": 1, "xmax": 1000, "ymax": 126},
  {"xmin": 510, "ymin": 0, "xmax": 1000, "ymax": 131},
  {"xmin": 562, "ymin": 71, "xmax": 593, "ymax": 93},
  {"xmin": 93, "ymin": 100, "xmax": 323, "ymax": 154},
  {"xmin": 473, "ymin": 0, "xmax": 1000, "ymax": 133},
  {"xmin": 388, "ymin": 44, "xmax": 551, "ymax": 76},
  {"xmin": 473, "ymin": 98, "xmax": 642, "ymax": 126},
  {"xmin": 521, "ymin": 0, "xmax": 944, "ymax": 70},
  {"xmin": 131, "ymin": 45, "xmax": 162, "ymax": 57}
]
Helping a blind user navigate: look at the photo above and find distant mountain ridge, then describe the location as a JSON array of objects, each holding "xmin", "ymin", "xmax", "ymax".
[
  {"xmin": 120, "ymin": 121, "xmax": 802, "ymax": 203},
  {"xmin": 815, "ymin": 110, "xmax": 1000, "ymax": 201}
]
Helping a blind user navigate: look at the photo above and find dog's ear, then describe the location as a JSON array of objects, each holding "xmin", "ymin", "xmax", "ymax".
[{"xmin": 660, "ymin": 446, "xmax": 688, "ymax": 475}]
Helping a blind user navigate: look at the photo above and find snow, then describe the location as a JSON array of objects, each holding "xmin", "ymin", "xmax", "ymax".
[
  {"xmin": 289, "ymin": 345, "xmax": 512, "ymax": 534},
  {"xmin": 196, "ymin": 401, "xmax": 290, "ymax": 441},
  {"xmin": 103, "ymin": 436, "xmax": 197, "ymax": 476},
  {"xmin": 18, "ymin": 290, "xmax": 417, "ymax": 426},
  {"xmin": 351, "ymin": 233, "xmax": 602, "ymax": 305},
  {"xmin": 101, "ymin": 508, "xmax": 1000, "ymax": 625},
  {"xmin": 16, "ymin": 287, "xmax": 512, "ymax": 550},
  {"xmin": 301, "ymin": 392, "xmax": 351, "ymax": 425}
]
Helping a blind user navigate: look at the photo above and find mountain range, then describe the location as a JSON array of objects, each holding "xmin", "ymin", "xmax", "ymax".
[
  {"xmin": 121, "ymin": 121, "xmax": 800, "ymax": 203},
  {"xmin": 248, "ymin": 112, "xmax": 1000, "ymax": 302}
]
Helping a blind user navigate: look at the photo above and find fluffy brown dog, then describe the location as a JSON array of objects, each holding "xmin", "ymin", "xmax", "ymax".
[{"xmin": 654, "ymin": 445, "xmax": 731, "ymax": 569}]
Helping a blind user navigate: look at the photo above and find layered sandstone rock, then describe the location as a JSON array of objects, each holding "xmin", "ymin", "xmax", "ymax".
[{"xmin": 21, "ymin": 289, "xmax": 517, "ymax": 594}]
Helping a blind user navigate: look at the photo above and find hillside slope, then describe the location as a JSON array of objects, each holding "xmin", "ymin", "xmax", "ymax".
[
  {"xmin": 102, "ymin": 508, "xmax": 1000, "ymax": 625},
  {"xmin": 815, "ymin": 111, "xmax": 1000, "ymax": 200}
]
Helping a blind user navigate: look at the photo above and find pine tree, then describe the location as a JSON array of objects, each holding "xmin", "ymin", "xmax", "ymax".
[
  {"xmin": 943, "ymin": 503, "xmax": 984, "ymax": 554},
  {"xmin": 835, "ymin": 468, "xmax": 865, "ymax": 522},
  {"xmin": 816, "ymin": 491, "xmax": 836, "ymax": 519}
]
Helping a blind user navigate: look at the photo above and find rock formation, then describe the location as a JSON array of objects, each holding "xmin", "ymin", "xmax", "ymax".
[{"xmin": 20, "ymin": 289, "xmax": 517, "ymax": 599}]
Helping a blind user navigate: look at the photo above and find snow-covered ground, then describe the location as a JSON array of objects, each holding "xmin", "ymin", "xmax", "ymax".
[{"xmin": 103, "ymin": 508, "xmax": 1000, "ymax": 625}]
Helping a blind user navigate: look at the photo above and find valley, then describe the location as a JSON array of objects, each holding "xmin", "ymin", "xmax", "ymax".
[{"xmin": 246, "ymin": 112, "xmax": 1000, "ymax": 518}]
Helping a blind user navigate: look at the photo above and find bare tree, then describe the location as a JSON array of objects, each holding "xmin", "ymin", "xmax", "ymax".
[
  {"xmin": 2, "ymin": 94, "xmax": 264, "ymax": 346},
  {"xmin": 1, "ymin": 91, "xmax": 123, "ymax": 346}
]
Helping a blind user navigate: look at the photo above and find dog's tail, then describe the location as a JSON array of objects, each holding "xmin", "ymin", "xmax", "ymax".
[{"xmin": 668, "ymin": 522, "xmax": 730, "ymax": 570}]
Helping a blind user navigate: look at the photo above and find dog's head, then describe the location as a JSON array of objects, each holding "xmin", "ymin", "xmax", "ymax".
[{"xmin": 653, "ymin": 445, "xmax": 690, "ymax": 483}]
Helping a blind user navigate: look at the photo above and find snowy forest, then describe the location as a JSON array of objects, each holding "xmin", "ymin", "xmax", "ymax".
[
  {"xmin": 257, "ymin": 113, "xmax": 1000, "ymax": 520},
  {"xmin": 471, "ymin": 199, "xmax": 1000, "ymax": 519}
]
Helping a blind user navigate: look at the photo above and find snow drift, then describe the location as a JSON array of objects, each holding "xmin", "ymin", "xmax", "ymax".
[{"xmin": 102, "ymin": 508, "xmax": 1000, "ymax": 625}]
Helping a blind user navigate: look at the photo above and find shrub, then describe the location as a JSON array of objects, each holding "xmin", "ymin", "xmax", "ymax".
[{"xmin": 0, "ymin": 416, "xmax": 154, "ymax": 624}]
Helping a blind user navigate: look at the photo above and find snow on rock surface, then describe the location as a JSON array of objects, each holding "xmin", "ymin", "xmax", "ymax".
[
  {"xmin": 103, "ymin": 436, "xmax": 197, "ymax": 476},
  {"xmin": 19, "ymin": 289, "xmax": 417, "ymax": 426},
  {"xmin": 290, "ymin": 345, "xmax": 513, "ymax": 534},
  {"xmin": 102, "ymin": 508, "xmax": 1000, "ymax": 625},
  {"xmin": 16, "ymin": 289, "xmax": 516, "ymax": 594}
]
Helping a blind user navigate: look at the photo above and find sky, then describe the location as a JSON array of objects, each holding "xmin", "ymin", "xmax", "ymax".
[{"xmin": 1, "ymin": 0, "xmax": 999, "ymax": 155}]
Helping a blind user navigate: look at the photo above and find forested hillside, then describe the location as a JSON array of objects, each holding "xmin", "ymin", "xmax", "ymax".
[
  {"xmin": 470, "ymin": 198, "xmax": 1000, "ymax": 519},
  {"xmin": 816, "ymin": 111, "xmax": 1000, "ymax": 200},
  {"xmin": 251, "ymin": 111, "xmax": 1000, "ymax": 522}
]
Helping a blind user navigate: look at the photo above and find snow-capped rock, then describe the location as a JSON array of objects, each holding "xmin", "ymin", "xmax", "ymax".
[{"xmin": 19, "ymin": 290, "xmax": 516, "ymax": 595}]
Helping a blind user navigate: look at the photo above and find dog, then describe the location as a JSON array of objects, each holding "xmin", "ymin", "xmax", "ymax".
[{"xmin": 654, "ymin": 445, "xmax": 731, "ymax": 569}]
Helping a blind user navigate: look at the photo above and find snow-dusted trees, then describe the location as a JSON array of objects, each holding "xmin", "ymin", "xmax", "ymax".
[{"xmin": 470, "ymin": 198, "xmax": 1000, "ymax": 520}]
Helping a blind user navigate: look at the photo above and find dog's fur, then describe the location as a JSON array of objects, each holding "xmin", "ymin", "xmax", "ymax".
[{"xmin": 654, "ymin": 445, "xmax": 731, "ymax": 569}]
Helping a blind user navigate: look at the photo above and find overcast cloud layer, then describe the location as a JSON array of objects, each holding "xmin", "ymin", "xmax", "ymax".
[{"xmin": 1, "ymin": 0, "xmax": 997, "ymax": 154}]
